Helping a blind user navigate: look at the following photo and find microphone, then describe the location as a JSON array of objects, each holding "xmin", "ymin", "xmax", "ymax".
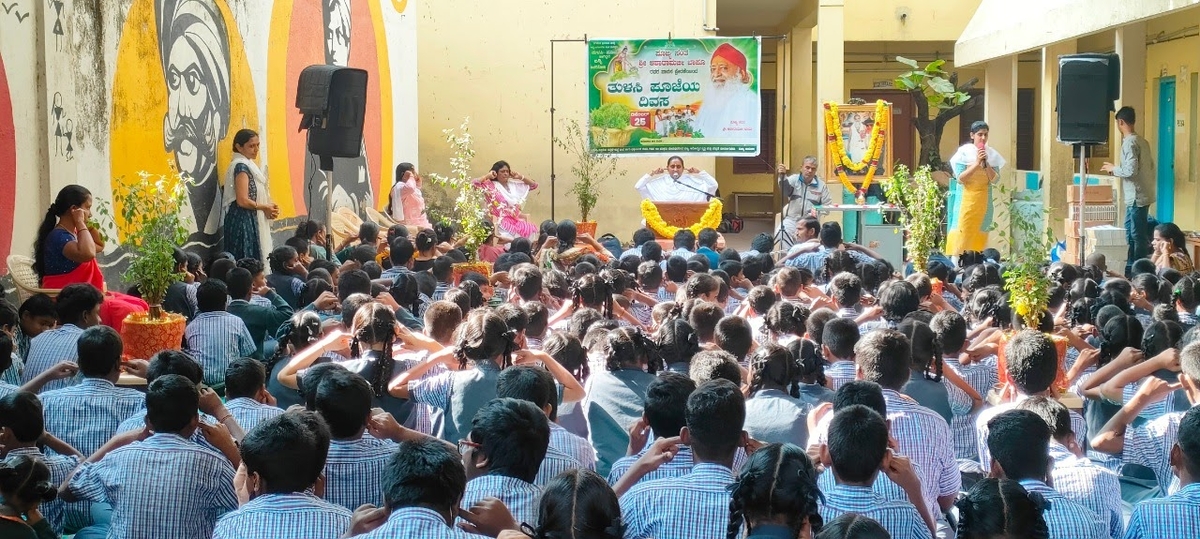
[{"xmin": 977, "ymin": 141, "xmax": 989, "ymax": 169}]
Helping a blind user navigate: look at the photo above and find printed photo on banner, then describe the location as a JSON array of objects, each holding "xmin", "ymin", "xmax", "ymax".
[{"xmin": 587, "ymin": 37, "xmax": 761, "ymax": 156}]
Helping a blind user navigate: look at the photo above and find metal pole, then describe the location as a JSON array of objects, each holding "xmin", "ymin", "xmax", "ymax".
[
  {"xmin": 1077, "ymin": 144, "xmax": 1087, "ymax": 265},
  {"xmin": 547, "ymin": 37, "xmax": 588, "ymax": 222}
]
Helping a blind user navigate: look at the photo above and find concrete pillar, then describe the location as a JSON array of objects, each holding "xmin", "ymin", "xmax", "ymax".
[
  {"xmin": 985, "ymin": 56, "xmax": 1019, "ymax": 248},
  {"xmin": 1113, "ymin": 23, "xmax": 1147, "ymax": 208},
  {"xmin": 790, "ymin": 25, "xmax": 815, "ymax": 166},
  {"xmin": 1040, "ymin": 40, "xmax": 1078, "ymax": 232},
  {"xmin": 816, "ymin": 0, "xmax": 845, "ymax": 219}
]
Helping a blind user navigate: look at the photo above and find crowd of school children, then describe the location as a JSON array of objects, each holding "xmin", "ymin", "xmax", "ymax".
[{"xmin": 1, "ymin": 214, "xmax": 1199, "ymax": 539}]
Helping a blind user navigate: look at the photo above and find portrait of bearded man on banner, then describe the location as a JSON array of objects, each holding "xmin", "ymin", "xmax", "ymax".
[
  {"xmin": 695, "ymin": 43, "xmax": 759, "ymax": 141},
  {"xmin": 304, "ymin": 0, "xmax": 375, "ymax": 222},
  {"xmin": 157, "ymin": 0, "xmax": 232, "ymax": 248}
]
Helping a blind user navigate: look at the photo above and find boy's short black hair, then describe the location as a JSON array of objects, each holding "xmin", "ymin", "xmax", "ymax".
[
  {"xmin": 686, "ymin": 256, "xmax": 709, "ymax": 275},
  {"xmin": 382, "ymin": 438, "xmax": 467, "ymax": 511},
  {"xmin": 390, "ymin": 238, "xmax": 415, "ymax": 267},
  {"xmin": 930, "ymin": 310, "xmax": 968, "ymax": 356},
  {"xmin": 1177, "ymin": 406, "xmax": 1200, "ymax": 478},
  {"xmin": 298, "ymin": 362, "xmax": 346, "ymax": 410},
  {"xmin": 496, "ymin": 365, "xmax": 557, "ymax": 412},
  {"xmin": 350, "ymin": 244, "xmax": 378, "ymax": 266},
  {"xmin": 854, "ymin": 329, "xmax": 911, "ymax": 390},
  {"xmin": 522, "ymin": 302, "xmax": 549, "ymax": 338},
  {"xmin": 665, "ymin": 256, "xmax": 689, "ymax": 283},
  {"xmin": 56, "ymin": 283, "xmax": 104, "ymax": 325},
  {"xmin": 77, "ymin": 325, "xmax": 124, "ymax": 378},
  {"xmin": 697, "ymin": 228, "xmax": 719, "ymax": 248},
  {"xmin": 644, "ymin": 372, "xmax": 695, "ymax": 438},
  {"xmin": 225, "ymin": 268, "xmax": 254, "ymax": 300},
  {"xmin": 512, "ymin": 265, "xmax": 544, "ymax": 301},
  {"xmin": 468, "ymin": 398, "xmax": 550, "ymax": 484},
  {"xmin": 197, "ymin": 279, "xmax": 229, "ymax": 313},
  {"xmin": 1015, "ymin": 396, "xmax": 1073, "ymax": 441},
  {"xmin": 822, "ymin": 317, "xmax": 860, "ymax": 360},
  {"xmin": 0, "ymin": 299, "xmax": 17, "ymax": 329},
  {"xmin": 240, "ymin": 410, "xmax": 331, "ymax": 493},
  {"xmin": 832, "ymin": 381, "xmax": 887, "ymax": 417},
  {"xmin": 714, "ymin": 316, "xmax": 753, "ymax": 360},
  {"xmin": 337, "ymin": 269, "xmax": 373, "ymax": 301},
  {"xmin": 237, "ymin": 257, "xmax": 265, "ymax": 277},
  {"xmin": 0, "ymin": 391, "xmax": 45, "ymax": 443},
  {"xmin": 146, "ymin": 374, "xmax": 200, "ymax": 434},
  {"xmin": 147, "ymin": 350, "xmax": 204, "ymax": 384},
  {"xmin": 689, "ymin": 350, "xmax": 742, "ymax": 386},
  {"xmin": 17, "ymin": 293, "xmax": 57, "ymax": 322},
  {"xmin": 828, "ymin": 272, "xmax": 862, "ymax": 308},
  {"xmin": 673, "ymin": 229, "xmax": 696, "ymax": 250},
  {"xmin": 225, "ymin": 358, "xmax": 267, "ymax": 400},
  {"xmin": 688, "ymin": 302, "xmax": 725, "ymax": 343},
  {"xmin": 827, "ymin": 404, "xmax": 888, "ymax": 483},
  {"xmin": 685, "ymin": 379, "xmax": 746, "ymax": 461},
  {"xmin": 1003, "ymin": 330, "xmax": 1059, "ymax": 395},
  {"xmin": 987, "ymin": 409, "xmax": 1051, "ymax": 481},
  {"xmin": 314, "ymin": 369, "xmax": 373, "ymax": 439}
]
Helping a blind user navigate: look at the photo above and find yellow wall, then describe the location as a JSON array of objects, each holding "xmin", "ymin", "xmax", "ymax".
[
  {"xmin": 1144, "ymin": 34, "xmax": 1200, "ymax": 231},
  {"xmin": 843, "ymin": 0, "xmax": 983, "ymax": 42},
  {"xmin": 417, "ymin": 0, "xmax": 713, "ymax": 238}
]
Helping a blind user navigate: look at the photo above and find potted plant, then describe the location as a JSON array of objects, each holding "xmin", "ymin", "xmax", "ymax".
[
  {"xmin": 428, "ymin": 118, "xmax": 492, "ymax": 282},
  {"xmin": 883, "ymin": 165, "xmax": 943, "ymax": 273},
  {"xmin": 100, "ymin": 171, "xmax": 192, "ymax": 360},
  {"xmin": 556, "ymin": 118, "xmax": 623, "ymax": 237}
]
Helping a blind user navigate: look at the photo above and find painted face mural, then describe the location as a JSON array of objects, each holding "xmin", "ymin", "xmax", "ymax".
[
  {"xmin": 324, "ymin": 0, "xmax": 352, "ymax": 66},
  {"xmin": 157, "ymin": 0, "xmax": 232, "ymax": 240}
]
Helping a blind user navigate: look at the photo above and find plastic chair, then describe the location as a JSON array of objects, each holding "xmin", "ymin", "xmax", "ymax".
[{"xmin": 6, "ymin": 255, "xmax": 61, "ymax": 304}]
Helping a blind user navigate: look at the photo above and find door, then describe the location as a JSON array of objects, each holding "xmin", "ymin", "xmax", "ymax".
[
  {"xmin": 850, "ymin": 90, "xmax": 916, "ymax": 171},
  {"xmin": 1157, "ymin": 77, "xmax": 1176, "ymax": 222}
]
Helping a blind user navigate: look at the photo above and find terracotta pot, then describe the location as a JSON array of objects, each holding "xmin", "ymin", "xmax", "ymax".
[
  {"xmin": 576, "ymin": 221, "xmax": 598, "ymax": 237},
  {"xmin": 121, "ymin": 309, "xmax": 186, "ymax": 361},
  {"xmin": 451, "ymin": 262, "xmax": 492, "ymax": 284}
]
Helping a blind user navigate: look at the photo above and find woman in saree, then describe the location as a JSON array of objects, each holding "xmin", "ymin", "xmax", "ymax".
[
  {"xmin": 476, "ymin": 160, "xmax": 539, "ymax": 238},
  {"xmin": 221, "ymin": 129, "xmax": 277, "ymax": 265},
  {"xmin": 33, "ymin": 185, "xmax": 147, "ymax": 331},
  {"xmin": 946, "ymin": 121, "xmax": 1005, "ymax": 257}
]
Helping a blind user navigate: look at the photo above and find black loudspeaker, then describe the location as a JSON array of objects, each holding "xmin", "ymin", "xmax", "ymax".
[
  {"xmin": 296, "ymin": 65, "xmax": 369, "ymax": 163},
  {"xmin": 1057, "ymin": 53, "xmax": 1120, "ymax": 145}
]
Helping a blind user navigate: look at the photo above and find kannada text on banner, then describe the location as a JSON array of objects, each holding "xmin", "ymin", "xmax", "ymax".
[{"xmin": 587, "ymin": 37, "xmax": 762, "ymax": 156}]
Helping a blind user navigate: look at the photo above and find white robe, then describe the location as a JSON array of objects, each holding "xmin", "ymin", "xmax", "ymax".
[
  {"xmin": 635, "ymin": 172, "xmax": 718, "ymax": 202},
  {"xmin": 695, "ymin": 85, "xmax": 759, "ymax": 140}
]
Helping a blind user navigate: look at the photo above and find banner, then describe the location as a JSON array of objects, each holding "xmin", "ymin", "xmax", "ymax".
[{"xmin": 587, "ymin": 37, "xmax": 762, "ymax": 156}]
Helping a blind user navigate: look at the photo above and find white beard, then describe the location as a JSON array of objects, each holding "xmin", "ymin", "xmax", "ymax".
[{"xmin": 697, "ymin": 79, "xmax": 757, "ymax": 140}]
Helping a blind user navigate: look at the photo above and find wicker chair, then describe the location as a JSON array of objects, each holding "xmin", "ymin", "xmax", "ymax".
[{"xmin": 6, "ymin": 255, "xmax": 61, "ymax": 304}]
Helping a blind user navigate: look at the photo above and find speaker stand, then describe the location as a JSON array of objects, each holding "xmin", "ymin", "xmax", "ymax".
[
  {"xmin": 1073, "ymin": 143, "xmax": 1090, "ymax": 266},
  {"xmin": 320, "ymin": 154, "xmax": 335, "ymax": 262}
]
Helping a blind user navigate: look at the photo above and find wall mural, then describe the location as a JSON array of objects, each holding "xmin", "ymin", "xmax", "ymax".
[{"xmin": 0, "ymin": 53, "xmax": 16, "ymax": 274}]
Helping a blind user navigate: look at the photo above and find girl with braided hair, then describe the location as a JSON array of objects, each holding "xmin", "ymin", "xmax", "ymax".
[
  {"xmin": 787, "ymin": 338, "xmax": 836, "ymax": 408},
  {"xmin": 497, "ymin": 469, "xmax": 625, "ymax": 539},
  {"xmin": 953, "ymin": 478, "xmax": 1050, "ymax": 539},
  {"xmin": 266, "ymin": 311, "xmax": 324, "ymax": 409},
  {"xmin": 585, "ymin": 326, "xmax": 660, "ymax": 476},
  {"xmin": 726, "ymin": 442, "xmax": 823, "ymax": 539},
  {"xmin": 744, "ymin": 344, "xmax": 809, "ymax": 445},
  {"xmin": 655, "ymin": 319, "xmax": 701, "ymax": 374},
  {"xmin": 683, "ymin": 272, "xmax": 721, "ymax": 303},
  {"xmin": 548, "ymin": 273, "xmax": 642, "ymax": 329},
  {"xmin": 0, "ymin": 455, "xmax": 59, "ymax": 539},
  {"xmin": 389, "ymin": 309, "xmax": 516, "ymax": 442},
  {"xmin": 897, "ymin": 319, "xmax": 960, "ymax": 425},
  {"xmin": 762, "ymin": 301, "xmax": 810, "ymax": 346}
]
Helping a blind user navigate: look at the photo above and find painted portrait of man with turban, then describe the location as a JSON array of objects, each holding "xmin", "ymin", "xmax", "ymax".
[{"xmin": 156, "ymin": 0, "xmax": 232, "ymax": 246}]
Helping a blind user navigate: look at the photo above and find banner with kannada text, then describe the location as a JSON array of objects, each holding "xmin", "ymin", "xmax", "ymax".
[{"xmin": 587, "ymin": 37, "xmax": 761, "ymax": 156}]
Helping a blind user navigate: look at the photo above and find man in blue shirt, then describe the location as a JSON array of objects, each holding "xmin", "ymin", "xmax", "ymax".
[{"xmin": 1124, "ymin": 405, "xmax": 1200, "ymax": 539}]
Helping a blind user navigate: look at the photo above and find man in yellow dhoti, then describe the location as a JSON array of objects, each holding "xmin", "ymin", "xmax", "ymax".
[{"xmin": 945, "ymin": 121, "xmax": 1006, "ymax": 256}]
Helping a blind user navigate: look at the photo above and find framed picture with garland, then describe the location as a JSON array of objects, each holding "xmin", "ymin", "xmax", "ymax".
[{"xmin": 823, "ymin": 103, "xmax": 895, "ymax": 190}]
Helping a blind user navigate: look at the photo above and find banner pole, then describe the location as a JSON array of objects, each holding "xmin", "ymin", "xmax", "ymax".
[{"xmin": 549, "ymin": 37, "xmax": 589, "ymax": 222}]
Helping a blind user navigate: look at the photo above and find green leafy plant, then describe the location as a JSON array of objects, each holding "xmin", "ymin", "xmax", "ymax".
[
  {"xmin": 427, "ymin": 118, "xmax": 491, "ymax": 260},
  {"xmin": 556, "ymin": 119, "xmax": 624, "ymax": 222},
  {"xmin": 97, "ymin": 172, "xmax": 192, "ymax": 319},
  {"xmin": 894, "ymin": 57, "xmax": 979, "ymax": 169},
  {"xmin": 883, "ymin": 165, "xmax": 944, "ymax": 272},
  {"xmin": 994, "ymin": 184, "xmax": 1056, "ymax": 328},
  {"xmin": 589, "ymin": 102, "xmax": 633, "ymax": 130}
]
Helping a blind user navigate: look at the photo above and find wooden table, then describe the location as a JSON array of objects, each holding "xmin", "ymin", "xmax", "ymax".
[
  {"xmin": 117, "ymin": 372, "xmax": 147, "ymax": 387},
  {"xmin": 1188, "ymin": 235, "xmax": 1200, "ymax": 270}
]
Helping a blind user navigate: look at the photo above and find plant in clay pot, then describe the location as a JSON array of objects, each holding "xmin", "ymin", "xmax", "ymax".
[
  {"xmin": 427, "ymin": 118, "xmax": 492, "ymax": 280},
  {"xmin": 97, "ymin": 171, "xmax": 191, "ymax": 359},
  {"xmin": 556, "ymin": 118, "xmax": 623, "ymax": 237}
]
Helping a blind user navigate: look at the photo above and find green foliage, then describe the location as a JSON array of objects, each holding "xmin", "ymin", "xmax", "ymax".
[
  {"xmin": 589, "ymin": 102, "xmax": 633, "ymax": 130},
  {"xmin": 894, "ymin": 57, "xmax": 971, "ymax": 116},
  {"xmin": 994, "ymin": 184, "xmax": 1057, "ymax": 328},
  {"xmin": 96, "ymin": 172, "xmax": 191, "ymax": 316},
  {"xmin": 427, "ymin": 118, "xmax": 491, "ymax": 260},
  {"xmin": 556, "ymin": 119, "xmax": 624, "ymax": 222},
  {"xmin": 883, "ymin": 165, "xmax": 943, "ymax": 271}
]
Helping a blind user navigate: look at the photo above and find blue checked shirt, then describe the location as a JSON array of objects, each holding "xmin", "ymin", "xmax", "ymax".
[
  {"xmin": 324, "ymin": 436, "xmax": 397, "ymax": 511},
  {"xmin": 824, "ymin": 361, "xmax": 857, "ymax": 391},
  {"xmin": 944, "ymin": 355, "xmax": 998, "ymax": 462},
  {"xmin": 975, "ymin": 396, "xmax": 1088, "ymax": 469},
  {"xmin": 223, "ymin": 397, "xmax": 284, "ymax": 434},
  {"xmin": 360, "ymin": 506, "xmax": 470, "ymax": 539},
  {"xmin": 4, "ymin": 446, "xmax": 81, "ymax": 534},
  {"xmin": 40, "ymin": 377, "xmax": 145, "ymax": 457},
  {"xmin": 608, "ymin": 444, "xmax": 749, "ymax": 487},
  {"xmin": 1124, "ymin": 407, "xmax": 1191, "ymax": 491},
  {"xmin": 2, "ymin": 352, "xmax": 22, "ymax": 385},
  {"xmin": 22, "ymin": 323, "xmax": 84, "ymax": 392},
  {"xmin": 67, "ymin": 433, "xmax": 238, "ymax": 539},
  {"xmin": 1017, "ymin": 480, "xmax": 1109, "ymax": 539},
  {"xmin": 212, "ymin": 492, "xmax": 352, "ymax": 539},
  {"xmin": 1049, "ymin": 442, "xmax": 1124, "ymax": 539},
  {"xmin": 536, "ymin": 446, "xmax": 585, "ymax": 487},
  {"xmin": 1123, "ymin": 482, "xmax": 1200, "ymax": 539},
  {"xmin": 432, "ymin": 282, "xmax": 451, "ymax": 301},
  {"xmin": 816, "ymin": 467, "xmax": 909, "ymax": 502},
  {"xmin": 0, "ymin": 380, "xmax": 18, "ymax": 399},
  {"xmin": 185, "ymin": 311, "xmax": 258, "ymax": 386},
  {"xmin": 818, "ymin": 483, "xmax": 933, "ymax": 539},
  {"xmin": 550, "ymin": 421, "xmax": 596, "ymax": 470},
  {"xmin": 619, "ymin": 463, "xmax": 735, "ymax": 539},
  {"xmin": 461, "ymin": 474, "xmax": 542, "ymax": 529}
]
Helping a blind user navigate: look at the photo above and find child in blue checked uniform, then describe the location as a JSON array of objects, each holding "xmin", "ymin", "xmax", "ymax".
[
  {"xmin": 727, "ymin": 443, "xmax": 823, "ymax": 539},
  {"xmin": 954, "ymin": 478, "xmax": 1051, "ymax": 539},
  {"xmin": 459, "ymin": 398, "xmax": 549, "ymax": 529},
  {"xmin": 1124, "ymin": 405, "xmax": 1200, "ymax": 539},
  {"xmin": 348, "ymin": 439, "xmax": 473, "ymax": 538}
]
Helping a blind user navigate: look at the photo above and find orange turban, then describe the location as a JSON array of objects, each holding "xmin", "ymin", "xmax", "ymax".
[{"xmin": 711, "ymin": 43, "xmax": 748, "ymax": 74}]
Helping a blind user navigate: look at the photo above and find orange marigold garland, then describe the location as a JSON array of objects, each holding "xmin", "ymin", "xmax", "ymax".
[
  {"xmin": 640, "ymin": 199, "xmax": 723, "ymax": 238},
  {"xmin": 824, "ymin": 100, "xmax": 889, "ymax": 200}
]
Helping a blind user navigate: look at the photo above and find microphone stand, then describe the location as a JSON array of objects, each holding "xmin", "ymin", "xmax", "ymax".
[{"xmin": 670, "ymin": 176, "xmax": 717, "ymax": 201}]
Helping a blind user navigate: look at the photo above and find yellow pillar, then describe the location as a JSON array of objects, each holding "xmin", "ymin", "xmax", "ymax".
[
  {"xmin": 1114, "ymin": 22, "xmax": 1147, "ymax": 208},
  {"xmin": 816, "ymin": 0, "xmax": 845, "ymax": 221},
  {"xmin": 985, "ymin": 56, "xmax": 1019, "ymax": 248},
  {"xmin": 790, "ymin": 25, "xmax": 815, "ymax": 167},
  {"xmin": 1040, "ymin": 40, "xmax": 1078, "ymax": 232}
]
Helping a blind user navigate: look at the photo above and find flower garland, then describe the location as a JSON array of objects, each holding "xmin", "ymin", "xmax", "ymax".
[
  {"xmin": 824, "ymin": 100, "xmax": 889, "ymax": 199},
  {"xmin": 641, "ymin": 198, "xmax": 723, "ymax": 238}
]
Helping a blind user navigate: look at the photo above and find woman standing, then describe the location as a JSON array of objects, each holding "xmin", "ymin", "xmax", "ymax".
[
  {"xmin": 388, "ymin": 162, "xmax": 432, "ymax": 231},
  {"xmin": 221, "ymin": 129, "xmax": 277, "ymax": 264},
  {"xmin": 477, "ymin": 160, "xmax": 538, "ymax": 238},
  {"xmin": 33, "ymin": 185, "xmax": 147, "ymax": 331},
  {"xmin": 946, "ymin": 121, "xmax": 1006, "ymax": 257},
  {"xmin": 1151, "ymin": 222, "xmax": 1195, "ymax": 273}
]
